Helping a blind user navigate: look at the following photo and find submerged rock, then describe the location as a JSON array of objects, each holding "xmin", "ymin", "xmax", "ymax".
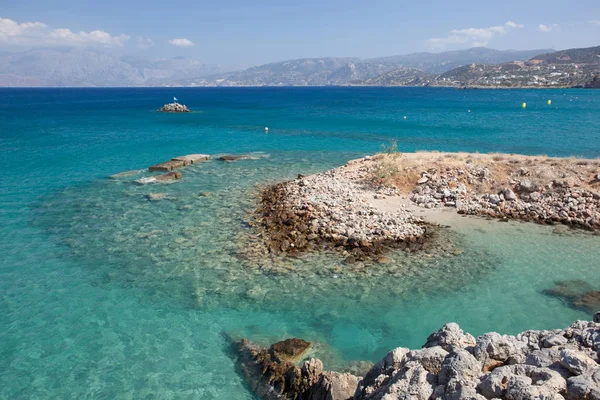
[
  {"xmin": 134, "ymin": 171, "xmax": 182, "ymax": 185},
  {"xmin": 218, "ymin": 154, "xmax": 252, "ymax": 161},
  {"xmin": 543, "ymin": 280, "xmax": 600, "ymax": 313}
]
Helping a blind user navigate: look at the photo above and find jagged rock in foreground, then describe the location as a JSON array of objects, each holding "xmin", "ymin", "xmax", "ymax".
[
  {"xmin": 236, "ymin": 316, "xmax": 600, "ymax": 399},
  {"xmin": 158, "ymin": 102, "xmax": 191, "ymax": 112},
  {"xmin": 234, "ymin": 337, "xmax": 359, "ymax": 400}
]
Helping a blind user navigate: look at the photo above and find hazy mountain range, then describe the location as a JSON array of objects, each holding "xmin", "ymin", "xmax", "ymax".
[
  {"xmin": 0, "ymin": 48, "xmax": 238, "ymax": 87},
  {"xmin": 0, "ymin": 47, "xmax": 551, "ymax": 87}
]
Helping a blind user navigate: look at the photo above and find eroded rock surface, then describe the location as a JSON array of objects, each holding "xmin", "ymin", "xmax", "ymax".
[{"xmin": 235, "ymin": 317, "xmax": 600, "ymax": 399}]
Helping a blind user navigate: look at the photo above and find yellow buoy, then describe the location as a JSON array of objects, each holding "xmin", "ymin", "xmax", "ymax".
[
  {"xmin": 547, "ymin": 100, "xmax": 552, "ymax": 105},
  {"xmin": 522, "ymin": 102, "xmax": 527, "ymax": 109}
]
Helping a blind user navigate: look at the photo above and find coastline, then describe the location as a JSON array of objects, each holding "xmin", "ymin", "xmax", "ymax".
[{"xmin": 234, "ymin": 315, "xmax": 600, "ymax": 400}]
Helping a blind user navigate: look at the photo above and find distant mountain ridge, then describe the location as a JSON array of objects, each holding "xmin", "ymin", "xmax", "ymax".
[
  {"xmin": 179, "ymin": 48, "xmax": 552, "ymax": 87},
  {"xmin": 0, "ymin": 48, "xmax": 238, "ymax": 87}
]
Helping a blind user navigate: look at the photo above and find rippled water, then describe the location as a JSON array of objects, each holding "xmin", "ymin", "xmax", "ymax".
[{"xmin": 1, "ymin": 87, "xmax": 599, "ymax": 398}]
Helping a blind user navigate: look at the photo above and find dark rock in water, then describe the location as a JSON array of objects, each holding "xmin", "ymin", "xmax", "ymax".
[
  {"xmin": 542, "ymin": 280, "xmax": 600, "ymax": 313},
  {"xmin": 574, "ymin": 291, "xmax": 600, "ymax": 313},
  {"xmin": 542, "ymin": 280, "xmax": 595, "ymax": 300},
  {"xmin": 158, "ymin": 102, "xmax": 190, "ymax": 112}
]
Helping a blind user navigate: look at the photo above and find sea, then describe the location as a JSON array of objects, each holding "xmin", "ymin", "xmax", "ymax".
[{"xmin": 1, "ymin": 87, "xmax": 599, "ymax": 399}]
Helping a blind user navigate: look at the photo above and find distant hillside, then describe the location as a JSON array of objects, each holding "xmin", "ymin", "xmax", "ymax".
[
  {"xmin": 178, "ymin": 47, "xmax": 551, "ymax": 87},
  {"xmin": 359, "ymin": 68, "xmax": 433, "ymax": 86},
  {"xmin": 0, "ymin": 49, "xmax": 238, "ymax": 87},
  {"xmin": 369, "ymin": 47, "xmax": 553, "ymax": 74},
  {"xmin": 429, "ymin": 46, "xmax": 600, "ymax": 88},
  {"xmin": 529, "ymin": 45, "xmax": 600, "ymax": 65}
]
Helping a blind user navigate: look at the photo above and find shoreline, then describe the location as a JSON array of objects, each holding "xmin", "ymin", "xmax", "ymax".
[{"xmin": 234, "ymin": 315, "xmax": 600, "ymax": 400}]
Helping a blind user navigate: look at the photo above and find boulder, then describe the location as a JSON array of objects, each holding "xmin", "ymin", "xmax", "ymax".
[
  {"xmin": 438, "ymin": 348, "xmax": 482, "ymax": 385},
  {"xmin": 358, "ymin": 347, "xmax": 409, "ymax": 395},
  {"xmin": 423, "ymin": 323, "xmax": 477, "ymax": 352},
  {"xmin": 560, "ymin": 349, "xmax": 599, "ymax": 376},
  {"xmin": 364, "ymin": 361, "xmax": 436, "ymax": 400},
  {"xmin": 566, "ymin": 369, "xmax": 600, "ymax": 400},
  {"xmin": 307, "ymin": 371, "xmax": 360, "ymax": 400},
  {"xmin": 503, "ymin": 188, "xmax": 517, "ymax": 201},
  {"xmin": 478, "ymin": 365, "xmax": 566, "ymax": 399},
  {"xmin": 473, "ymin": 332, "xmax": 528, "ymax": 370}
]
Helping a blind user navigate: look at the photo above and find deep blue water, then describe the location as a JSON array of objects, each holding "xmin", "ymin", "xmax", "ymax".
[{"xmin": 1, "ymin": 87, "xmax": 599, "ymax": 399}]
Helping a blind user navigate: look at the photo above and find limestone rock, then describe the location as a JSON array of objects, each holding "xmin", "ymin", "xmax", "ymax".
[
  {"xmin": 560, "ymin": 349, "xmax": 599, "ymax": 376},
  {"xmin": 438, "ymin": 348, "xmax": 482, "ymax": 385},
  {"xmin": 307, "ymin": 371, "xmax": 359, "ymax": 400},
  {"xmin": 365, "ymin": 361, "xmax": 436, "ymax": 400},
  {"xmin": 423, "ymin": 323, "xmax": 477, "ymax": 352},
  {"xmin": 566, "ymin": 369, "xmax": 600, "ymax": 400}
]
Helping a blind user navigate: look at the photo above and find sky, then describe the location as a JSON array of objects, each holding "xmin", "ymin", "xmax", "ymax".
[{"xmin": 1, "ymin": 0, "xmax": 600, "ymax": 66}]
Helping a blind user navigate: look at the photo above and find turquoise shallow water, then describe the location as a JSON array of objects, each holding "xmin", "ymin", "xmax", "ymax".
[{"xmin": 1, "ymin": 87, "xmax": 599, "ymax": 399}]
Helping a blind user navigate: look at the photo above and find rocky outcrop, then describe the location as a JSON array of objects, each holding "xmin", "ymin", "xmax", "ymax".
[
  {"xmin": 236, "ymin": 317, "xmax": 600, "ymax": 400},
  {"xmin": 247, "ymin": 157, "xmax": 429, "ymax": 261},
  {"xmin": 234, "ymin": 337, "xmax": 358, "ymax": 400},
  {"xmin": 158, "ymin": 102, "xmax": 190, "ymax": 112}
]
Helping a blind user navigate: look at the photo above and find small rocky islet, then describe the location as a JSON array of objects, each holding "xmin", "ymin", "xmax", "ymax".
[
  {"xmin": 233, "ymin": 315, "xmax": 600, "ymax": 400},
  {"xmin": 158, "ymin": 102, "xmax": 191, "ymax": 112}
]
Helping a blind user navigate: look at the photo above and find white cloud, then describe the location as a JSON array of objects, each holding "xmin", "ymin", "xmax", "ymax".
[
  {"xmin": 136, "ymin": 36, "xmax": 154, "ymax": 49},
  {"xmin": 169, "ymin": 38, "xmax": 194, "ymax": 47},
  {"xmin": 427, "ymin": 21, "xmax": 524, "ymax": 49},
  {"xmin": 591, "ymin": 20, "xmax": 600, "ymax": 25},
  {"xmin": 0, "ymin": 17, "xmax": 129, "ymax": 47},
  {"xmin": 538, "ymin": 24, "xmax": 559, "ymax": 33}
]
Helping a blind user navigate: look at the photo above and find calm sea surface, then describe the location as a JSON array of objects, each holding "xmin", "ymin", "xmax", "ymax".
[{"xmin": 1, "ymin": 87, "xmax": 599, "ymax": 398}]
